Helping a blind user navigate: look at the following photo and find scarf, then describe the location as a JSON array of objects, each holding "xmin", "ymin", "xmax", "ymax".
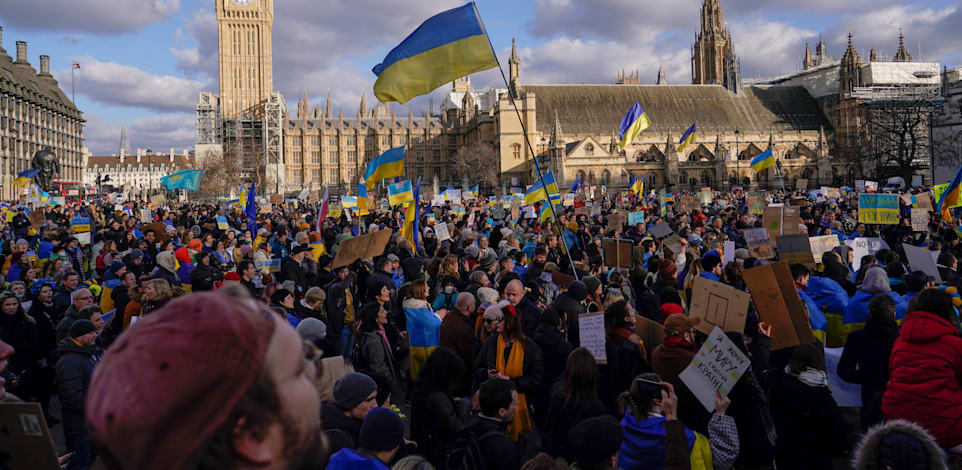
[
  {"xmin": 661, "ymin": 335, "xmax": 695, "ymax": 351},
  {"xmin": 788, "ymin": 365, "xmax": 828, "ymax": 388},
  {"xmin": 496, "ymin": 334, "xmax": 532, "ymax": 441}
]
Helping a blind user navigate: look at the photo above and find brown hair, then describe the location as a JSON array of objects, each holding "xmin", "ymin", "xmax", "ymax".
[
  {"xmin": 562, "ymin": 348, "xmax": 600, "ymax": 407},
  {"xmin": 406, "ymin": 279, "xmax": 428, "ymax": 301}
]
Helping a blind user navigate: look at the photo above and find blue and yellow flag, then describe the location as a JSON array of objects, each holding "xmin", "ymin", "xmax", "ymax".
[
  {"xmin": 937, "ymin": 166, "xmax": 962, "ymax": 222},
  {"xmin": 160, "ymin": 169, "xmax": 205, "ymax": 191},
  {"xmin": 629, "ymin": 173, "xmax": 644, "ymax": 197},
  {"xmin": 569, "ymin": 178, "xmax": 581, "ymax": 194},
  {"xmin": 388, "ymin": 179, "xmax": 414, "ymax": 206},
  {"xmin": 13, "ymin": 169, "xmax": 40, "ymax": 187},
  {"xmin": 372, "ymin": 3, "xmax": 498, "ymax": 104},
  {"xmin": 357, "ymin": 178, "xmax": 370, "ymax": 215},
  {"xmin": 404, "ymin": 299, "xmax": 441, "ymax": 380},
  {"xmin": 524, "ymin": 170, "xmax": 560, "ymax": 205},
  {"xmin": 750, "ymin": 149, "xmax": 775, "ymax": 173},
  {"xmin": 365, "ymin": 147, "xmax": 405, "ymax": 189},
  {"xmin": 341, "ymin": 196, "xmax": 358, "ymax": 209},
  {"xmin": 618, "ymin": 102, "xmax": 651, "ymax": 150},
  {"xmin": 402, "ymin": 178, "xmax": 422, "ymax": 252},
  {"xmin": 539, "ymin": 201, "xmax": 557, "ymax": 222},
  {"xmin": 677, "ymin": 123, "xmax": 696, "ymax": 153}
]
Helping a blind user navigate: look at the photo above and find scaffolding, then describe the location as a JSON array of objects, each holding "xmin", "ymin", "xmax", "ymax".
[
  {"xmin": 196, "ymin": 92, "xmax": 222, "ymax": 146},
  {"xmin": 265, "ymin": 91, "xmax": 285, "ymax": 195}
]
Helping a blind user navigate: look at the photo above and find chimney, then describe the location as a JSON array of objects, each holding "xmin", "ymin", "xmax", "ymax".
[
  {"xmin": 38, "ymin": 55, "xmax": 51, "ymax": 76},
  {"xmin": 15, "ymin": 41, "xmax": 27, "ymax": 64}
]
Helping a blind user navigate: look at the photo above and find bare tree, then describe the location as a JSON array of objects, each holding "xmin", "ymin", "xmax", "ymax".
[
  {"xmin": 861, "ymin": 94, "xmax": 940, "ymax": 181},
  {"xmin": 453, "ymin": 141, "xmax": 499, "ymax": 189}
]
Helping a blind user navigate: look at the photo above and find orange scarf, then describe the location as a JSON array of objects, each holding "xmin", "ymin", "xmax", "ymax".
[{"xmin": 496, "ymin": 334, "xmax": 533, "ymax": 441}]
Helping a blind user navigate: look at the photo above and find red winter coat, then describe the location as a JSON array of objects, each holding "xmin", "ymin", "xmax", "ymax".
[{"xmin": 882, "ymin": 310, "xmax": 962, "ymax": 448}]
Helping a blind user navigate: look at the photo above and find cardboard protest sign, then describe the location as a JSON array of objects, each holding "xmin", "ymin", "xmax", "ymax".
[
  {"xmin": 910, "ymin": 208, "xmax": 929, "ymax": 232},
  {"xmin": 678, "ymin": 195, "xmax": 699, "ymax": 212},
  {"xmin": 628, "ymin": 210, "xmax": 645, "ymax": 226},
  {"xmin": 578, "ymin": 313, "xmax": 608, "ymax": 364},
  {"xmin": 679, "ymin": 326, "xmax": 751, "ymax": 411},
  {"xmin": 607, "ymin": 213, "xmax": 623, "ymax": 232},
  {"xmin": 71, "ymin": 217, "xmax": 90, "ymax": 233},
  {"xmin": 688, "ymin": 277, "xmax": 751, "ymax": 335},
  {"xmin": 844, "ymin": 237, "xmax": 889, "ymax": 271},
  {"xmin": 602, "ymin": 238, "xmax": 634, "ymax": 268},
  {"xmin": 809, "ymin": 234, "xmax": 839, "ymax": 260},
  {"xmin": 743, "ymin": 261, "xmax": 817, "ymax": 350},
  {"xmin": 28, "ymin": 210, "xmax": 45, "ymax": 229},
  {"xmin": 744, "ymin": 227, "xmax": 774, "ymax": 259},
  {"xmin": 143, "ymin": 222, "xmax": 172, "ymax": 243},
  {"xmin": 858, "ymin": 193, "xmax": 899, "ymax": 224},
  {"xmin": 574, "ymin": 206, "xmax": 588, "ymax": 216},
  {"xmin": 633, "ymin": 315, "xmax": 665, "ymax": 357},
  {"xmin": 916, "ymin": 193, "xmax": 933, "ymax": 211},
  {"xmin": 0, "ymin": 403, "xmax": 61, "ymax": 470},
  {"xmin": 776, "ymin": 234, "xmax": 815, "ymax": 267},
  {"xmin": 763, "ymin": 206, "xmax": 802, "ymax": 245},
  {"xmin": 264, "ymin": 258, "xmax": 281, "ymax": 273},
  {"xmin": 331, "ymin": 229, "xmax": 392, "ymax": 269},
  {"xmin": 747, "ymin": 191, "xmax": 766, "ymax": 215},
  {"xmin": 902, "ymin": 243, "xmax": 943, "ymax": 283},
  {"xmin": 216, "ymin": 216, "xmax": 229, "ymax": 230},
  {"xmin": 435, "ymin": 223, "xmax": 451, "ymax": 242},
  {"xmin": 649, "ymin": 222, "xmax": 673, "ymax": 238},
  {"xmin": 662, "ymin": 234, "xmax": 683, "ymax": 257}
]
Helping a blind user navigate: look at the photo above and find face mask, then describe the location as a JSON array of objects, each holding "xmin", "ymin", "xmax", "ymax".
[{"xmin": 444, "ymin": 285, "xmax": 455, "ymax": 294}]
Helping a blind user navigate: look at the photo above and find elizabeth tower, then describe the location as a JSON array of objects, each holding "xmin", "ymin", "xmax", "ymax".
[{"xmin": 216, "ymin": 0, "xmax": 274, "ymax": 119}]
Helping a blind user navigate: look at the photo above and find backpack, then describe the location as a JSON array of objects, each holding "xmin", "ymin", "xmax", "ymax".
[{"xmin": 446, "ymin": 427, "xmax": 503, "ymax": 470}]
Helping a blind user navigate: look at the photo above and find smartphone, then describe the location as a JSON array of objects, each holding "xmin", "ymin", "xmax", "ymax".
[{"xmin": 634, "ymin": 377, "xmax": 668, "ymax": 399}]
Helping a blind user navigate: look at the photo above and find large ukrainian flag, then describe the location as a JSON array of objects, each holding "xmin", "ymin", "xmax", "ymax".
[
  {"xmin": 365, "ymin": 147, "xmax": 405, "ymax": 189},
  {"xmin": 750, "ymin": 148, "xmax": 776, "ymax": 173},
  {"xmin": 388, "ymin": 179, "xmax": 414, "ymax": 206},
  {"xmin": 677, "ymin": 123, "xmax": 696, "ymax": 153},
  {"xmin": 618, "ymin": 102, "xmax": 651, "ymax": 150},
  {"xmin": 524, "ymin": 170, "xmax": 560, "ymax": 205},
  {"xmin": 372, "ymin": 3, "xmax": 498, "ymax": 104},
  {"xmin": 937, "ymin": 165, "xmax": 962, "ymax": 222}
]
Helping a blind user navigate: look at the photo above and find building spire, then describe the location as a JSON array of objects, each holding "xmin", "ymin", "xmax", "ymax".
[
  {"xmin": 803, "ymin": 42, "xmax": 814, "ymax": 70},
  {"xmin": 550, "ymin": 110, "xmax": 563, "ymax": 149},
  {"xmin": 657, "ymin": 65, "xmax": 667, "ymax": 85},
  {"xmin": 326, "ymin": 90, "xmax": 332, "ymax": 117},
  {"xmin": 870, "ymin": 47, "xmax": 877, "ymax": 62},
  {"xmin": 894, "ymin": 29, "xmax": 912, "ymax": 62},
  {"xmin": 508, "ymin": 38, "xmax": 522, "ymax": 99},
  {"xmin": 119, "ymin": 122, "xmax": 130, "ymax": 155},
  {"xmin": 359, "ymin": 92, "xmax": 367, "ymax": 117}
]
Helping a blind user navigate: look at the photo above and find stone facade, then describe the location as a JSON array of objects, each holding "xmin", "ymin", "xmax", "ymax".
[
  {"xmin": 216, "ymin": 0, "xmax": 274, "ymax": 119},
  {"xmin": 86, "ymin": 148, "xmax": 194, "ymax": 200},
  {"xmin": 691, "ymin": 0, "xmax": 740, "ymax": 93},
  {"xmin": 933, "ymin": 68, "xmax": 962, "ymax": 184},
  {"xmin": 0, "ymin": 28, "xmax": 85, "ymax": 200}
]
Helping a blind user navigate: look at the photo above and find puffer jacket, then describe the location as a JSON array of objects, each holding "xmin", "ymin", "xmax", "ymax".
[
  {"xmin": 851, "ymin": 419, "xmax": 948, "ymax": 470},
  {"xmin": 54, "ymin": 338, "xmax": 99, "ymax": 437},
  {"xmin": 882, "ymin": 310, "xmax": 962, "ymax": 448}
]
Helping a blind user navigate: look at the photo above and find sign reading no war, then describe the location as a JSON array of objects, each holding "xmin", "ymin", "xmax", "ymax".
[{"xmin": 858, "ymin": 193, "xmax": 899, "ymax": 224}]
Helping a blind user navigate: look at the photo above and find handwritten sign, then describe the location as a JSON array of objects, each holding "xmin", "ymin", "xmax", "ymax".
[
  {"xmin": 722, "ymin": 240, "xmax": 735, "ymax": 266},
  {"xmin": 744, "ymin": 227, "xmax": 774, "ymax": 259},
  {"xmin": 662, "ymin": 234, "xmax": 683, "ymax": 256},
  {"xmin": 858, "ymin": 193, "xmax": 899, "ymax": 224},
  {"xmin": 844, "ymin": 237, "xmax": 889, "ymax": 271},
  {"xmin": 910, "ymin": 208, "xmax": 928, "ymax": 232},
  {"xmin": 763, "ymin": 206, "xmax": 802, "ymax": 245},
  {"xmin": 607, "ymin": 213, "xmax": 623, "ymax": 232},
  {"xmin": 140, "ymin": 209, "xmax": 152, "ymax": 222},
  {"xmin": 747, "ymin": 191, "xmax": 766, "ymax": 215},
  {"xmin": 628, "ymin": 210, "xmax": 645, "ymax": 226},
  {"xmin": 578, "ymin": 312, "xmax": 608, "ymax": 364},
  {"xmin": 809, "ymin": 234, "xmax": 840, "ymax": 260},
  {"xmin": 679, "ymin": 326, "xmax": 750, "ymax": 411},
  {"xmin": 688, "ymin": 276, "xmax": 751, "ymax": 335},
  {"xmin": 28, "ymin": 211, "xmax": 45, "ymax": 229},
  {"xmin": 435, "ymin": 223, "xmax": 451, "ymax": 242},
  {"xmin": 71, "ymin": 217, "xmax": 90, "ymax": 233}
]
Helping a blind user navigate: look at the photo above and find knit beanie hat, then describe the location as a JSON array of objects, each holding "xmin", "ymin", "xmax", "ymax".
[
  {"xmin": 69, "ymin": 319, "xmax": 96, "ymax": 338},
  {"xmin": 359, "ymin": 407, "xmax": 405, "ymax": 451},
  {"xmin": 567, "ymin": 280, "xmax": 588, "ymax": 301},
  {"xmin": 129, "ymin": 249, "xmax": 144, "ymax": 260},
  {"xmin": 582, "ymin": 276, "xmax": 601, "ymax": 296},
  {"xmin": 111, "ymin": 261, "xmax": 126, "ymax": 273},
  {"xmin": 332, "ymin": 373, "xmax": 378, "ymax": 411},
  {"xmin": 295, "ymin": 317, "xmax": 327, "ymax": 343}
]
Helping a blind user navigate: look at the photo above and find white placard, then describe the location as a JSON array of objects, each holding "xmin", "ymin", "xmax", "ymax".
[
  {"xmin": 844, "ymin": 237, "xmax": 890, "ymax": 271},
  {"xmin": 679, "ymin": 326, "xmax": 751, "ymax": 412},
  {"xmin": 723, "ymin": 240, "xmax": 735, "ymax": 266},
  {"xmin": 435, "ymin": 223, "xmax": 451, "ymax": 242},
  {"xmin": 577, "ymin": 313, "xmax": 608, "ymax": 364},
  {"xmin": 902, "ymin": 243, "xmax": 943, "ymax": 283}
]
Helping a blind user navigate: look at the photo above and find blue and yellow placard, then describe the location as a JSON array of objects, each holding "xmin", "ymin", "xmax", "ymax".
[
  {"xmin": 216, "ymin": 216, "xmax": 229, "ymax": 230},
  {"xmin": 858, "ymin": 193, "xmax": 899, "ymax": 224},
  {"xmin": 71, "ymin": 217, "xmax": 91, "ymax": 233}
]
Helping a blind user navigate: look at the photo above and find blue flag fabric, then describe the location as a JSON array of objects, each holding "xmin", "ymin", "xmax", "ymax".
[
  {"xmin": 245, "ymin": 182, "xmax": 257, "ymax": 236},
  {"xmin": 160, "ymin": 169, "xmax": 205, "ymax": 191}
]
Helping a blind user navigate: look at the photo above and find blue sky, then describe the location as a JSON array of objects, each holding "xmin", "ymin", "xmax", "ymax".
[{"xmin": 1, "ymin": 0, "xmax": 959, "ymax": 155}]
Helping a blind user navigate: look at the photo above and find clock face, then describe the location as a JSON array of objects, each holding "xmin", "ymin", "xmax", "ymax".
[{"xmin": 232, "ymin": 0, "xmax": 252, "ymax": 5}]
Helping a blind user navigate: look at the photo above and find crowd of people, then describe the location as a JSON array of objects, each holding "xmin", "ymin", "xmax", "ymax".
[{"xmin": 0, "ymin": 185, "xmax": 960, "ymax": 470}]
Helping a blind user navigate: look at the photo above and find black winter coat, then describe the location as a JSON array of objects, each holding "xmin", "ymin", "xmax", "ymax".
[
  {"xmin": 321, "ymin": 402, "xmax": 362, "ymax": 449},
  {"xmin": 837, "ymin": 317, "xmax": 899, "ymax": 403},
  {"xmin": 532, "ymin": 323, "xmax": 571, "ymax": 428},
  {"xmin": 411, "ymin": 390, "xmax": 467, "ymax": 469},
  {"xmin": 189, "ymin": 263, "xmax": 223, "ymax": 292},
  {"xmin": 472, "ymin": 334, "xmax": 544, "ymax": 398},
  {"xmin": 0, "ymin": 312, "xmax": 41, "ymax": 396},
  {"xmin": 457, "ymin": 416, "xmax": 520, "ymax": 470},
  {"xmin": 517, "ymin": 297, "xmax": 543, "ymax": 339},
  {"xmin": 544, "ymin": 382, "xmax": 606, "ymax": 462},
  {"xmin": 54, "ymin": 338, "xmax": 99, "ymax": 437},
  {"xmin": 768, "ymin": 369, "xmax": 846, "ymax": 470},
  {"xmin": 551, "ymin": 292, "xmax": 586, "ymax": 347}
]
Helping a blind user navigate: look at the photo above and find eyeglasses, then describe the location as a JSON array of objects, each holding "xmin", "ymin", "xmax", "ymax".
[{"xmin": 483, "ymin": 317, "xmax": 504, "ymax": 324}]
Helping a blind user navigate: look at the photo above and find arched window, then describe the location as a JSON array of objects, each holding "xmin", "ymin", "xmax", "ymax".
[
  {"xmin": 511, "ymin": 143, "xmax": 521, "ymax": 160},
  {"xmin": 601, "ymin": 169, "xmax": 611, "ymax": 186},
  {"xmin": 585, "ymin": 143, "xmax": 594, "ymax": 156}
]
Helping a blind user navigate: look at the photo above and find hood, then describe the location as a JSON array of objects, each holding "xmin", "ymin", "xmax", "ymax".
[
  {"xmin": 402, "ymin": 297, "xmax": 430, "ymax": 310},
  {"xmin": 55, "ymin": 337, "xmax": 96, "ymax": 357},
  {"xmin": 174, "ymin": 246, "xmax": 193, "ymax": 264},
  {"xmin": 898, "ymin": 311, "xmax": 960, "ymax": 344},
  {"xmin": 156, "ymin": 250, "xmax": 176, "ymax": 273},
  {"xmin": 852, "ymin": 419, "xmax": 947, "ymax": 470}
]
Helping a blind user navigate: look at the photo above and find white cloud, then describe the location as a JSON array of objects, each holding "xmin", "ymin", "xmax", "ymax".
[
  {"xmin": 84, "ymin": 113, "xmax": 195, "ymax": 155},
  {"xmin": 730, "ymin": 18, "xmax": 816, "ymax": 79},
  {"xmin": 823, "ymin": 5, "xmax": 962, "ymax": 64},
  {"xmin": 526, "ymin": 0, "xmax": 700, "ymax": 43},
  {"xmin": 514, "ymin": 38, "xmax": 691, "ymax": 86},
  {"xmin": 0, "ymin": 0, "xmax": 180, "ymax": 33},
  {"xmin": 171, "ymin": 8, "xmax": 217, "ymax": 79},
  {"xmin": 53, "ymin": 57, "xmax": 209, "ymax": 113}
]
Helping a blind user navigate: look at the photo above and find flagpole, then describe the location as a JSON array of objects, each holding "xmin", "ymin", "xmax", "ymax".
[{"xmin": 473, "ymin": 3, "xmax": 579, "ymax": 279}]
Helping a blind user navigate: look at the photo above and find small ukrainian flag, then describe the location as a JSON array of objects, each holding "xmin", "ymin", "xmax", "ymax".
[
  {"xmin": 524, "ymin": 170, "xmax": 560, "ymax": 206},
  {"xmin": 372, "ymin": 3, "xmax": 498, "ymax": 104},
  {"xmin": 365, "ymin": 147, "xmax": 406, "ymax": 189},
  {"xmin": 750, "ymin": 149, "xmax": 776, "ymax": 173},
  {"xmin": 629, "ymin": 173, "xmax": 644, "ymax": 197},
  {"xmin": 13, "ymin": 169, "xmax": 40, "ymax": 187},
  {"xmin": 937, "ymin": 165, "xmax": 962, "ymax": 222},
  {"xmin": 388, "ymin": 179, "xmax": 414, "ymax": 207},
  {"xmin": 677, "ymin": 123, "xmax": 696, "ymax": 153},
  {"xmin": 618, "ymin": 102, "xmax": 651, "ymax": 150}
]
